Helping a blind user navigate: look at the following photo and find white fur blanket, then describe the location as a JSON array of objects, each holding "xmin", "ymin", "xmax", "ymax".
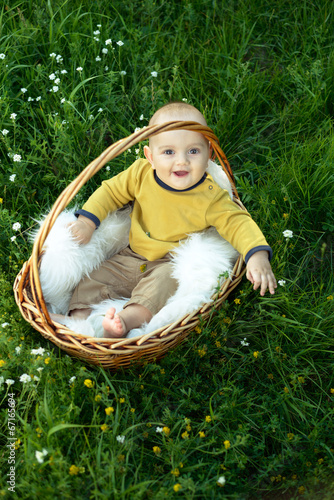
[{"xmin": 33, "ymin": 161, "xmax": 239, "ymax": 339}]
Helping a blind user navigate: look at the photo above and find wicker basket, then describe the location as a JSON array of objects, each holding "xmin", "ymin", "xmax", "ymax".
[{"xmin": 13, "ymin": 121, "xmax": 246, "ymax": 370}]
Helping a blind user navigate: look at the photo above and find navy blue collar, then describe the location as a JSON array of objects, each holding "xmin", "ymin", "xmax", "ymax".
[{"xmin": 154, "ymin": 171, "xmax": 207, "ymax": 192}]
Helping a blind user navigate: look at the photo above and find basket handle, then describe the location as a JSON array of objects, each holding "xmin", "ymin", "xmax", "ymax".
[{"xmin": 20, "ymin": 120, "xmax": 238, "ymax": 323}]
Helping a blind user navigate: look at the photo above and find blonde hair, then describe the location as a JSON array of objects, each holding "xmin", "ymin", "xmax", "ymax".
[{"xmin": 149, "ymin": 101, "xmax": 207, "ymax": 126}]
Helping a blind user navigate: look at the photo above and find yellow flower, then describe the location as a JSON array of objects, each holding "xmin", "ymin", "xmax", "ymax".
[
  {"xmin": 298, "ymin": 486, "xmax": 306, "ymax": 495},
  {"xmin": 153, "ymin": 446, "xmax": 161, "ymax": 455},
  {"xmin": 171, "ymin": 468, "xmax": 180, "ymax": 477},
  {"xmin": 69, "ymin": 465, "xmax": 80, "ymax": 475},
  {"xmin": 298, "ymin": 376, "xmax": 305, "ymax": 384},
  {"xmin": 140, "ymin": 384, "xmax": 144, "ymax": 390},
  {"xmin": 160, "ymin": 369, "xmax": 165, "ymax": 375},
  {"xmin": 163, "ymin": 426, "xmax": 170, "ymax": 436},
  {"xmin": 140, "ymin": 264, "xmax": 147, "ymax": 272},
  {"xmin": 173, "ymin": 484, "xmax": 182, "ymax": 492},
  {"xmin": 275, "ymin": 346, "xmax": 281, "ymax": 352},
  {"xmin": 224, "ymin": 440, "xmax": 231, "ymax": 449},
  {"xmin": 284, "ymin": 387, "xmax": 289, "ymax": 394},
  {"xmin": 215, "ymin": 341, "xmax": 221, "ymax": 348},
  {"xmin": 186, "ymin": 424, "xmax": 191, "ymax": 432},
  {"xmin": 181, "ymin": 431, "xmax": 189, "ymax": 439},
  {"xmin": 119, "ymin": 397, "xmax": 125, "ymax": 403},
  {"xmin": 95, "ymin": 394, "xmax": 102, "ymax": 402},
  {"xmin": 283, "ymin": 213, "xmax": 289, "ymax": 219},
  {"xmin": 0, "ymin": 360, "xmax": 6, "ymax": 367},
  {"xmin": 130, "ymin": 408, "xmax": 135, "ymax": 413},
  {"xmin": 84, "ymin": 379, "xmax": 94, "ymax": 388},
  {"xmin": 195, "ymin": 326, "xmax": 202, "ymax": 334},
  {"xmin": 0, "ymin": 198, "xmax": 3, "ymax": 203},
  {"xmin": 223, "ymin": 317, "xmax": 231, "ymax": 324},
  {"xmin": 105, "ymin": 407, "xmax": 114, "ymax": 415},
  {"xmin": 234, "ymin": 298, "xmax": 241, "ymax": 305},
  {"xmin": 330, "ymin": 388, "xmax": 334, "ymax": 394},
  {"xmin": 327, "ymin": 295, "xmax": 333, "ymax": 300},
  {"xmin": 253, "ymin": 351, "xmax": 259, "ymax": 358},
  {"xmin": 199, "ymin": 431, "xmax": 205, "ymax": 438},
  {"xmin": 44, "ymin": 357, "xmax": 51, "ymax": 364},
  {"xmin": 205, "ymin": 415, "xmax": 212, "ymax": 423},
  {"xmin": 15, "ymin": 439, "xmax": 21, "ymax": 449},
  {"xmin": 100, "ymin": 424, "xmax": 108, "ymax": 431},
  {"xmin": 287, "ymin": 433, "xmax": 294, "ymax": 440},
  {"xmin": 268, "ymin": 373, "xmax": 274, "ymax": 380}
]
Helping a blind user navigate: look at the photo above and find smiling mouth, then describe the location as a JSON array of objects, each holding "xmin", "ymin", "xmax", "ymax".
[{"xmin": 173, "ymin": 171, "xmax": 189, "ymax": 177}]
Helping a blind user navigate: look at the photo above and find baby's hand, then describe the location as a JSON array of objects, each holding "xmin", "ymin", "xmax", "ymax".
[
  {"xmin": 246, "ymin": 250, "xmax": 277, "ymax": 296},
  {"xmin": 67, "ymin": 216, "xmax": 96, "ymax": 245}
]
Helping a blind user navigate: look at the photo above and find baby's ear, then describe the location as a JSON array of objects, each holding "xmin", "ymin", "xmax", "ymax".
[{"xmin": 144, "ymin": 145, "xmax": 154, "ymax": 167}]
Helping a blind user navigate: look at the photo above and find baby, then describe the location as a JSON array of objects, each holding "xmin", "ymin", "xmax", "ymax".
[{"xmin": 56, "ymin": 102, "xmax": 276, "ymax": 338}]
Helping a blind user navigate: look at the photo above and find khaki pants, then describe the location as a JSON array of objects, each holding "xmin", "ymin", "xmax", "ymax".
[{"xmin": 69, "ymin": 246, "xmax": 178, "ymax": 315}]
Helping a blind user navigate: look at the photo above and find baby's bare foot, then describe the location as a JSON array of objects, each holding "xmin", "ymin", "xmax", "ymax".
[{"xmin": 102, "ymin": 307, "xmax": 127, "ymax": 338}]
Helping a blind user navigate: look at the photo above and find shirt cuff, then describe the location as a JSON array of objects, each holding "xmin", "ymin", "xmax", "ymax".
[
  {"xmin": 75, "ymin": 209, "xmax": 100, "ymax": 228},
  {"xmin": 244, "ymin": 246, "xmax": 273, "ymax": 264}
]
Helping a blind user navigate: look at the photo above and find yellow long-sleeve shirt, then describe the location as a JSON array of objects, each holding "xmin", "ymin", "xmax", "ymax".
[{"xmin": 77, "ymin": 159, "xmax": 271, "ymax": 262}]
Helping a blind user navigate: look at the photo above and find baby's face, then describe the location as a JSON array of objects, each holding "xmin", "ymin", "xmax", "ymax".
[{"xmin": 144, "ymin": 129, "xmax": 211, "ymax": 190}]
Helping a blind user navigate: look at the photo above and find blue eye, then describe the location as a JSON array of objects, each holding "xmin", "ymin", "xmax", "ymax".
[{"xmin": 189, "ymin": 148, "xmax": 199, "ymax": 154}]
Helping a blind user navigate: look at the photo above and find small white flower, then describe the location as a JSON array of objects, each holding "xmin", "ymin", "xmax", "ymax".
[
  {"xmin": 278, "ymin": 280, "xmax": 286, "ymax": 286},
  {"xmin": 97, "ymin": 24, "xmax": 102, "ymax": 27},
  {"xmin": 151, "ymin": 71, "xmax": 158, "ymax": 77},
  {"xmin": 217, "ymin": 476, "xmax": 226, "ymax": 486},
  {"xmin": 2, "ymin": 322, "xmax": 10, "ymax": 327},
  {"xmin": 20, "ymin": 374, "xmax": 31, "ymax": 383},
  {"xmin": 95, "ymin": 56, "xmax": 101, "ymax": 61},
  {"xmin": 61, "ymin": 69, "xmax": 68, "ymax": 74},
  {"xmin": 36, "ymin": 96, "xmax": 41, "ymax": 101},
  {"xmin": 88, "ymin": 115, "xmax": 94, "ymax": 120},
  {"xmin": 35, "ymin": 449, "xmax": 48, "ymax": 464},
  {"xmin": 2, "ymin": 129, "xmax": 9, "ymax": 135},
  {"xmin": 62, "ymin": 120, "xmax": 68, "ymax": 125},
  {"xmin": 49, "ymin": 73, "xmax": 56, "ymax": 80},
  {"xmin": 98, "ymin": 107, "xmax": 103, "ymax": 112},
  {"xmin": 135, "ymin": 148, "xmax": 140, "ymax": 155},
  {"xmin": 106, "ymin": 166, "xmax": 110, "ymax": 171},
  {"xmin": 127, "ymin": 148, "xmax": 132, "ymax": 153},
  {"xmin": 31, "ymin": 347, "xmax": 45, "ymax": 356},
  {"xmin": 37, "ymin": 367, "xmax": 44, "ymax": 373},
  {"xmin": 116, "ymin": 40, "xmax": 124, "ymax": 46},
  {"xmin": 28, "ymin": 97, "xmax": 34, "ymax": 102},
  {"xmin": 102, "ymin": 48, "xmax": 108, "ymax": 54},
  {"xmin": 10, "ymin": 113, "xmax": 17, "ymax": 120},
  {"xmin": 10, "ymin": 236, "xmax": 16, "ymax": 242},
  {"xmin": 52, "ymin": 86, "xmax": 59, "ymax": 92},
  {"xmin": 69, "ymin": 376, "xmax": 76, "ymax": 384},
  {"xmin": 21, "ymin": 88, "xmax": 27, "ymax": 93},
  {"xmin": 33, "ymin": 375, "xmax": 40, "ymax": 382},
  {"xmin": 283, "ymin": 230, "xmax": 293, "ymax": 239},
  {"xmin": 0, "ymin": 53, "xmax": 6, "ymax": 59},
  {"xmin": 5, "ymin": 379, "xmax": 15, "ymax": 386},
  {"xmin": 182, "ymin": 98, "xmax": 188, "ymax": 102},
  {"xmin": 76, "ymin": 66, "xmax": 83, "ymax": 72},
  {"xmin": 49, "ymin": 53, "xmax": 57, "ymax": 58},
  {"xmin": 116, "ymin": 435, "xmax": 125, "ymax": 443},
  {"xmin": 13, "ymin": 154, "xmax": 22, "ymax": 162},
  {"xmin": 139, "ymin": 114, "xmax": 145, "ymax": 121},
  {"xmin": 120, "ymin": 70, "xmax": 126, "ymax": 76},
  {"xmin": 56, "ymin": 55, "xmax": 63, "ymax": 63},
  {"xmin": 105, "ymin": 39, "xmax": 112, "ymax": 45},
  {"xmin": 240, "ymin": 338, "xmax": 249, "ymax": 347},
  {"xmin": 156, "ymin": 427, "xmax": 163, "ymax": 433},
  {"xmin": 12, "ymin": 222, "xmax": 21, "ymax": 231},
  {"xmin": 93, "ymin": 30, "xmax": 100, "ymax": 35},
  {"xmin": 94, "ymin": 37, "xmax": 100, "ymax": 42},
  {"xmin": 105, "ymin": 66, "xmax": 109, "ymax": 71},
  {"xmin": 134, "ymin": 127, "xmax": 141, "ymax": 133},
  {"xmin": 60, "ymin": 98, "xmax": 66, "ymax": 104},
  {"xmin": 54, "ymin": 78, "xmax": 60, "ymax": 85},
  {"xmin": 15, "ymin": 346, "xmax": 21, "ymax": 354}
]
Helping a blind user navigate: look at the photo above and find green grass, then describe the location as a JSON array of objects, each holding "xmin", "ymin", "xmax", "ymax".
[{"xmin": 1, "ymin": 0, "xmax": 334, "ymax": 498}]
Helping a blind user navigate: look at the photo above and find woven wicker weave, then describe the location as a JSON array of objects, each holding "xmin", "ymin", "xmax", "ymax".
[{"xmin": 13, "ymin": 121, "xmax": 246, "ymax": 370}]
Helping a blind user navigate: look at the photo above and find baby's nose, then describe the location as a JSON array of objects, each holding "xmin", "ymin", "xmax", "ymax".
[{"xmin": 176, "ymin": 153, "xmax": 188, "ymax": 165}]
